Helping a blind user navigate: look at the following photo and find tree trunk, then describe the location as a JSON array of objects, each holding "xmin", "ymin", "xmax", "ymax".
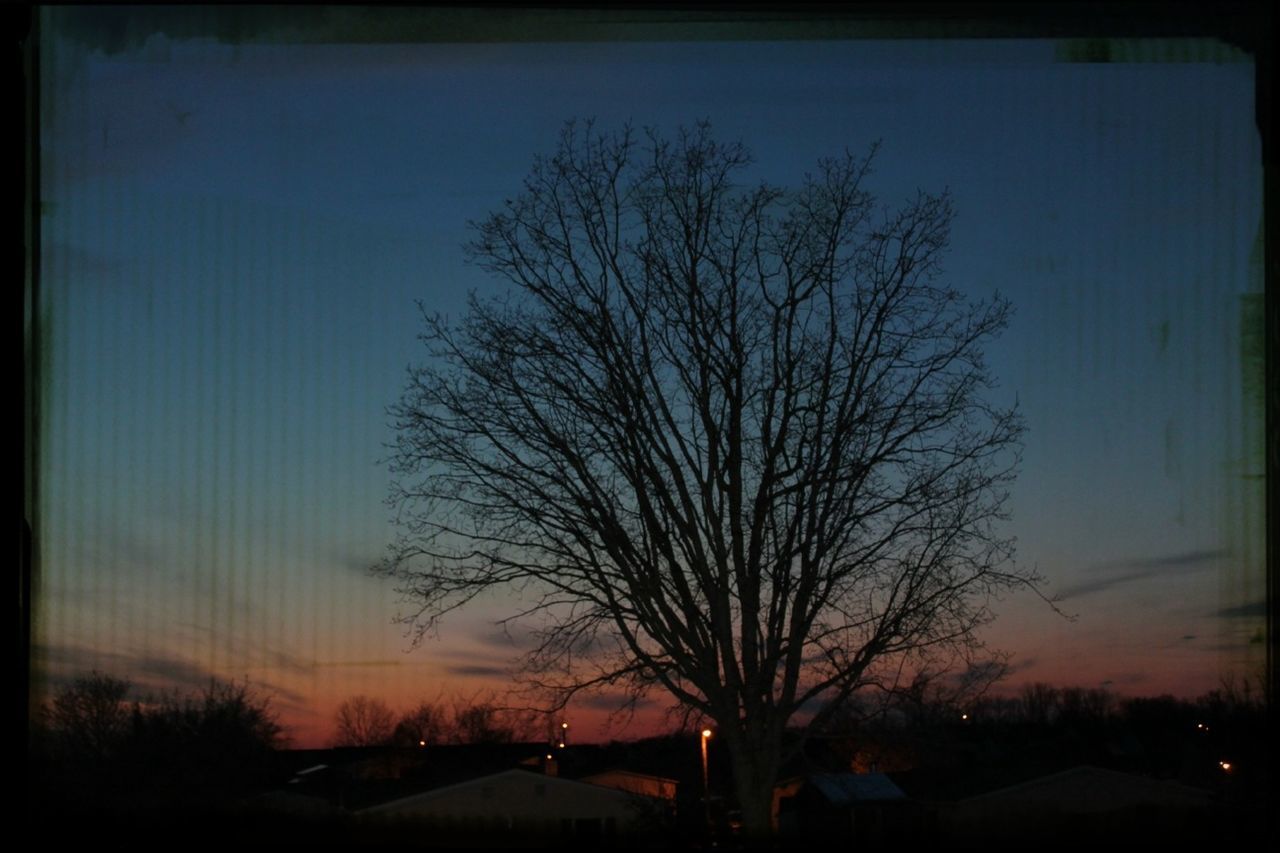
[{"xmin": 725, "ymin": 733, "xmax": 781, "ymax": 848}]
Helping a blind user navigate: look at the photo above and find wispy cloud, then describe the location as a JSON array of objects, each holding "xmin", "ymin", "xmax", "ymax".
[
  {"xmin": 1057, "ymin": 549, "xmax": 1227, "ymax": 600},
  {"xmin": 1191, "ymin": 638, "xmax": 1261, "ymax": 654},
  {"xmin": 419, "ymin": 639, "xmax": 514, "ymax": 662},
  {"xmin": 954, "ymin": 656, "xmax": 1037, "ymax": 687},
  {"xmin": 311, "ymin": 659, "xmax": 405, "ymax": 668},
  {"xmin": 331, "ymin": 546, "xmax": 387, "ymax": 579},
  {"xmin": 131, "ymin": 653, "xmax": 223, "ymax": 689},
  {"xmin": 34, "ymin": 642, "xmax": 136, "ymax": 687},
  {"xmin": 575, "ymin": 692, "xmax": 659, "ymax": 712},
  {"xmin": 32, "ymin": 641, "xmax": 310, "ymax": 706},
  {"xmin": 175, "ymin": 621, "xmax": 314, "ymax": 675},
  {"xmin": 1117, "ymin": 549, "xmax": 1230, "ymax": 569},
  {"xmin": 470, "ymin": 624, "xmax": 533, "ymax": 649},
  {"xmin": 1057, "ymin": 570, "xmax": 1156, "ymax": 599},
  {"xmin": 443, "ymin": 663, "xmax": 510, "ymax": 678},
  {"xmin": 1214, "ymin": 600, "xmax": 1265, "ymax": 619}
]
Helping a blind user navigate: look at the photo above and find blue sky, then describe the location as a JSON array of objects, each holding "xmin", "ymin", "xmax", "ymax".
[{"xmin": 36, "ymin": 16, "xmax": 1265, "ymax": 745}]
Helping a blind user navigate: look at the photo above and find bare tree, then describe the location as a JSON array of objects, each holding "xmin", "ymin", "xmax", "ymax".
[
  {"xmin": 333, "ymin": 695, "xmax": 395, "ymax": 747},
  {"xmin": 1020, "ymin": 682, "xmax": 1062, "ymax": 726},
  {"xmin": 1058, "ymin": 685, "xmax": 1115, "ymax": 727},
  {"xmin": 44, "ymin": 670, "xmax": 132, "ymax": 761},
  {"xmin": 380, "ymin": 120, "xmax": 1039, "ymax": 835},
  {"xmin": 450, "ymin": 701, "xmax": 517, "ymax": 745},
  {"xmin": 393, "ymin": 699, "xmax": 449, "ymax": 747}
]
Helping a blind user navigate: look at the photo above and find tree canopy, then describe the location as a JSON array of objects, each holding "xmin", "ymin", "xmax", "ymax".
[{"xmin": 379, "ymin": 120, "xmax": 1037, "ymax": 834}]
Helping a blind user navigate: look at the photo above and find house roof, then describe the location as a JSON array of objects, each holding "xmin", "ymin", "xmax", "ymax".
[
  {"xmin": 808, "ymin": 773, "xmax": 907, "ymax": 805},
  {"xmin": 359, "ymin": 767, "xmax": 650, "ymax": 814},
  {"xmin": 962, "ymin": 765, "xmax": 1214, "ymax": 810},
  {"xmin": 582, "ymin": 768, "xmax": 679, "ymax": 785}
]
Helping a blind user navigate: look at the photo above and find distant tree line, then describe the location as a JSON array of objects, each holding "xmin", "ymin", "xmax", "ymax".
[
  {"xmin": 812, "ymin": 673, "xmax": 1267, "ymax": 788},
  {"xmin": 332, "ymin": 693, "xmax": 540, "ymax": 747},
  {"xmin": 822, "ymin": 671, "xmax": 1264, "ymax": 730},
  {"xmin": 968, "ymin": 677, "xmax": 1258, "ymax": 731}
]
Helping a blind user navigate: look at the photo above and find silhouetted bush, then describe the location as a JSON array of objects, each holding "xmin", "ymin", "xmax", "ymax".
[
  {"xmin": 124, "ymin": 679, "xmax": 285, "ymax": 793},
  {"xmin": 34, "ymin": 672, "xmax": 285, "ymax": 809}
]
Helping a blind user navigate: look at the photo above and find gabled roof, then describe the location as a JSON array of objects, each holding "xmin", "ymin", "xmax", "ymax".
[
  {"xmin": 582, "ymin": 768, "xmax": 679, "ymax": 785},
  {"xmin": 962, "ymin": 765, "xmax": 1214, "ymax": 809},
  {"xmin": 359, "ymin": 767, "xmax": 651, "ymax": 814},
  {"xmin": 808, "ymin": 773, "xmax": 907, "ymax": 805}
]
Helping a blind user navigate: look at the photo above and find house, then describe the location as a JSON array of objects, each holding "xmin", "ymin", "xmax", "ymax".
[
  {"xmin": 775, "ymin": 772, "xmax": 921, "ymax": 841},
  {"xmin": 943, "ymin": 765, "xmax": 1216, "ymax": 842},
  {"xmin": 273, "ymin": 743, "xmax": 559, "ymax": 811},
  {"xmin": 359, "ymin": 767, "xmax": 671, "ymax": 841},
  {"xmin": 580, "ymin": 769, "xmax": 678, "ymax": 802},
  {"xmin": 955, "ymin": 764, "xmax": 1215, "ymax": 814}
]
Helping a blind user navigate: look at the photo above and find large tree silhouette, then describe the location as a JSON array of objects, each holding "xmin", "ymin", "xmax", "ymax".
[{"xmin": 380, "ymin": 120, "xmax": 1036, "ymax": 835}]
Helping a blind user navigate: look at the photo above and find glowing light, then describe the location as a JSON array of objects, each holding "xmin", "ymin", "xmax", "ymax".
[
  {"xmin": 700, "ymin": 728, "xmax": 712, "ymax": 828},
  {"xmin": 561, "ymin": 721, "xmax": 569, "ymax": 729},
  {"xmin": 1219, "ymin": 761, "xmax": 1232, "ymax": 772},
  {"xmin": 418, "ymin": 739, "xmax": 426, "ymax": 747},
  {"xmin": 961, "ymin": 713, "xmax": 969, "ymax": 721}
]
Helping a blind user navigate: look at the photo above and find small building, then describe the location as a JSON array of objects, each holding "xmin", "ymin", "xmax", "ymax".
[
  {"xmin": 944, "ymin": 765, "xmax": 1217, "ymax": 842},
  {"xmin": 776, "ymin": 772, "xmax": 917, "ymax": 841},
  {"xmin": 360, "ymin": 767, "xmax": 670, "ymax": 842}
]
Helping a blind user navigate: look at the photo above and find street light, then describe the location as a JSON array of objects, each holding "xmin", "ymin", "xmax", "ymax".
[
  {"xmin": 701, "ymin": 728, "xmax": 713, "ymax": 831},
  {"xmin": 559, "ymin": 721, "xmax": 568, "ymax": 748}
]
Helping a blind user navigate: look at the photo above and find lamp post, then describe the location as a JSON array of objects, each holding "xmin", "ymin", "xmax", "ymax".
[
  {"xmin": 701, "ymin": 728, "xmax": 712, "ymax": 832},
  {"xmin": 559, "ymin": 720, "xmax": 568, "ymax": 748}
]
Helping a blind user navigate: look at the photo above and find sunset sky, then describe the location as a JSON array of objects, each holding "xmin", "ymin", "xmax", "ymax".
[{"xmin": 34, "ymin": 10, "xmax": 1266, "ymax": 748}]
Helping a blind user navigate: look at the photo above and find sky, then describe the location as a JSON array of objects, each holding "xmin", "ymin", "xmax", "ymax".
[{"xmin": 34, "ymin": 11, "xmax": 1266, "ymax": 748}]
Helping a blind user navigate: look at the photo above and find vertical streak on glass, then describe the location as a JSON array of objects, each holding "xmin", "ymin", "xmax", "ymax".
[
  {"xmin": 139, "ymin": 186, "xmax": 153, "ymax": 659},
  {"xmin": 279, "ymin": 204, "xmax": 295, "ymax": 691},
  {"xmin": 73, "ymin": 44, "xmax": 94, "ymax": 666},
  {"xmin": 188, "ymin": 196, "xmax": 202, "ymax": 671},
  {"xmin": 210, "ymin": 193, "xmax": 223, "ymax": 678},
  {"xmin": 258, "ymin": 201, "xmax": 273, "ymax": 685},
  {"xmin": 104, "ymin": 171, "xmax": 121, "ymax": 663},
  {"xmin": 38, "ymin": 18, "xmax": 60, "ymax": 688},
  {"xmin": 226, "ymin": 193, "xmax": 239, "ymax": 674}
]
